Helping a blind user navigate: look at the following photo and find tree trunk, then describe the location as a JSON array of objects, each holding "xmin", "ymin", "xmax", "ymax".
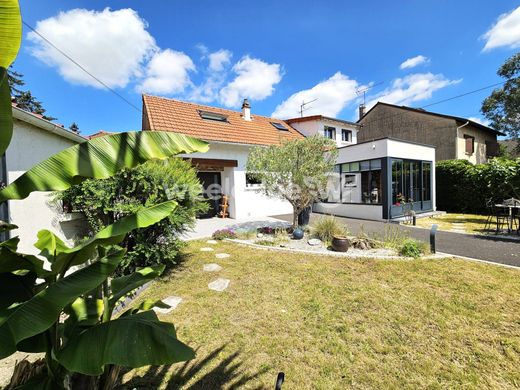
[{"xmin": 292, "ymin": 205, "xmax": 298, "ymax": 228}]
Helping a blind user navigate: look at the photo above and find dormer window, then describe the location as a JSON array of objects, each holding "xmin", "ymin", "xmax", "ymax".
[
  {"xmin": 271, "ymin": 122, "xmax": 288, "ymax": 131},
  {"xmin": 324, "ymin": 126, "xmax": 336, "ymax": 139},
  {"xmin": 198, "ymin": 110, "xmax": 228, "ymax": 122},
  {"xmin": 341, "ymin": 129, "xmax": 352, "ymax": 142}
]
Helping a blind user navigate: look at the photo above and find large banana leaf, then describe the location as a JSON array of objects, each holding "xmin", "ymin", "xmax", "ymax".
[
  {"xmin": 0, "ymin": 68, "xmax": 13, "ymax": 156},
  {"xmin": 35, "ymin": 200, "xmax": 178, "ymax": 275},
  {"xmin": 0, "ymin": 241, "xmax": 47, "ymax": 276},
  {"xmin": 109, "ymin": 265, "xmax": 165, "ymax": 311},
  {"xmin": 56, "ymin": 311, "xmax": 195, "ymax": 375},
  {"xmin": 0, "ymin": 131, "xmax": 209, "ymax": 202},
  {"xmin": 0, "ymin": 0, "xmax": 21, "ymax": 69},
  {"xmin": 0, "ymin": 272, "xmax": 36, "ymax": 309},
  {"xmin": 0, "ymin": 247, "xmax": 125, "ymax": 359}
]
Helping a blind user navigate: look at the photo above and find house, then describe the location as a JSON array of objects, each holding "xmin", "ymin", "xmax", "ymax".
[
  {"xmin": 142, "ymin": 95, "xmax": 303, "ymax": 219},
  {"xmin": 3, "ymin": 105, "xmax": 87, "ymax": 253},
  {"xmin": 357, "ymin": 102, "xmax": 503, "ymax": 164},
  {"xmin": 283, "ymin": 114, "xmax": 436, "ymax": 220}
]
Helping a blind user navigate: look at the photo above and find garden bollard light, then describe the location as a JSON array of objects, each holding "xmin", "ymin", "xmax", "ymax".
[
  {"xmin": 430, "ymin": 224, "xmax": 438, "ymax": 254},
  {"xmin": 275, "ymin": 372, "xmax": 285, "ymax": 389}
]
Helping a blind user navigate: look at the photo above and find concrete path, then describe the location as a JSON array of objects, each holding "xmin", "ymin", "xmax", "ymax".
[{"xmin": 273, "ymin": 213, "xmax": 520, "ymax": 268}]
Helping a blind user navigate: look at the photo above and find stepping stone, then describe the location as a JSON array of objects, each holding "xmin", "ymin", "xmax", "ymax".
[
  {"xmin": 200, "ymin": 247, "xmax": 214, "ymax": 252},
  {"xmin": 208, "ymin": 278, "xmax": 230, "ymax": 292},
  {"xmin": 153, "ymin": 296, "xmax": 182, "ymax": 314},
  {"xmin": 215, "ymin": 253, "xmax": 230, "ymax": 259},
  {"xmin": 206, "ymin": 239, "xmax": 218, "ymax": 244},
  {"xmin": 307, "ymin": 238, "xmax": 322, "ymax": 246},
  {"xmin": 203, "ymin": 263, "xmax": 222, "ymax": 272}
]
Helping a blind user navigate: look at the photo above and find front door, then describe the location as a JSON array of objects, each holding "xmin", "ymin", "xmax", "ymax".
[{"xmin": 197, "ymin": 172, "xmax": 222, "ymax": 218}]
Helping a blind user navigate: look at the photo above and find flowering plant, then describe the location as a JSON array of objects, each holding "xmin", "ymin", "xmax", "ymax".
[{"xmin": 212, "ymin": 228, "xmax": 237, "ymax": 240}]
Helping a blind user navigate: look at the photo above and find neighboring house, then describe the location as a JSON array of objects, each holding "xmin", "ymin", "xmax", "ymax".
[
  {"xmin": 284, "ymin": 114, "xmax": 436, "ymax": 220},
  {"xmin": 357, "ymin": 102, "xmax": 503, "ymax": 164},
  {"xmin": 3, "ymin": 105, "xmax": 87, "ymax": 254},
  {"xmin": 142, "ymin": 95, "xmax": 303, "ymax": 219}
]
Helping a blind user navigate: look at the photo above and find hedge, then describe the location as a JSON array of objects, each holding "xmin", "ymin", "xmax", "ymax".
[{"xmin": 436, "ymin": 158, "xmax": 520, "ymax": 214}]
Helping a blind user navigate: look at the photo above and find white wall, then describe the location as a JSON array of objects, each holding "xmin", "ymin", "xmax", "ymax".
[
  {"xmin": 289, "ymin": 118, "xmax": 358, "ymax": 147},
  {"xmin": 183, "ymin": 142, "xmax": 293, "ymax": 219},
  {"xmin": 6, "ymin": 118, "xmax": 86, "ymax": 254},
  {"xmin": 313, "ymin": 202, "xmax": 383, "ymax": 220}
]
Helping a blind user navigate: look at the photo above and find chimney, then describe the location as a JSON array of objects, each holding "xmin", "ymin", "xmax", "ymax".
[
  {"xmin": 242, "ymin": 98, "xmax": 251, "ymax": 121},
  {"xmin": 358, "ymin": 104, "xmax": 366, "ymax": 120}
]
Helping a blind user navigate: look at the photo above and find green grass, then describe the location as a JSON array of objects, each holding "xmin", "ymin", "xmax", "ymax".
[
  {"xmin": 407, "ymin": 213, "xmax": 490, "ymax": 234},
  {"xmin": 120, "ymin": 241, "xmax": 520, "ymax": 389}
]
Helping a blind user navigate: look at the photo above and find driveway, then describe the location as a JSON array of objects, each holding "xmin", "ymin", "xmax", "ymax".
[{"xmin": 273, "ymin": 213, "xmax": 520, "ymax": 268}]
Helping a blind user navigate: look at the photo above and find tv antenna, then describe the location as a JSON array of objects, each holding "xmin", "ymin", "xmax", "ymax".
[
  {"xmin": 356, "ymin": 81, "xmax": 384, "ymax": 106},
  {"xmin": 299, "ymin": 98, "xmax": 318, "ymax": 117}
]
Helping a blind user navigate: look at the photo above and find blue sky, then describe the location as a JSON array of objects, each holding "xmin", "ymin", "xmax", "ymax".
[{"xmin": 13, "ymin": 0, "xmax": 520, "ymax": 136}]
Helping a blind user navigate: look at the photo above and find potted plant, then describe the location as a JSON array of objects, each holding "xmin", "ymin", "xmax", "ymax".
[{"xmin": 331, "ymin": 235, "xmax": 350, "ymax": 252}]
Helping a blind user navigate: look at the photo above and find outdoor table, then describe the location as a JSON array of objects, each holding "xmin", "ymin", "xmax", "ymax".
[{"xmin": 495, "ymin": 203, "xmax": 520, "ymax": 233}]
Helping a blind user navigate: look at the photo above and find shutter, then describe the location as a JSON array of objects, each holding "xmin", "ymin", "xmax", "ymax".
[
  {"xmin": 485, "ymin": 140, "xmax": 499, "ymax": 157},
  {"xmin": 464, "ymin": 135, "xmax": 474, "ymax": 154}
]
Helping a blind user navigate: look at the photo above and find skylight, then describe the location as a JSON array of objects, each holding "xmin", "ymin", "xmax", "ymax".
[
  {"xmin": 199, "ymin": 110, "xmax": 228, "ymax": 122},
  {"xmin": 271, "ymin": 122, "xmax": 288, "ymax": 131}
]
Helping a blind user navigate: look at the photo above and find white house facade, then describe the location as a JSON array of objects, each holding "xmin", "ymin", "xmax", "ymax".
[{"xmin": 4, "ymin": 105, "xmax": 86, "ymax": 254}]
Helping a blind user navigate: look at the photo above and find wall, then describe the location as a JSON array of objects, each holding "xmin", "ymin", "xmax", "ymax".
[
  {"xmin": 183, "ymin": 142, "xmax": 293, "ymax": 219},
  {"xmin": 313, "ymin": 202, "xmax": 383, "ymax": 220},
  {"xmin": 289, "ymin": 118, "xmax": 358, "ymax": 147},
  {"xmin": 358, "ymin": 104, "xmax": 456, "ymax": 161},
  {"xmin": 456, "ymin": 124, "xmax": 496, "ymax": 164},
  {"xmin": 6, "ymin": 118, "xmax": 86, "ymax": 254}
]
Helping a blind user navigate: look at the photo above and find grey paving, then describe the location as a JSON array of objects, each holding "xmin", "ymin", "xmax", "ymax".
[
  {"xmin": 215, "ymin": 253, "xmax": 231, "ymax": 259},
  {"xmin": 208, "ymin": 278, "xmax": 230, "ymax": 292},
  {"xmin": 153, "ymin": 296, "xmax": 183, "ymax": 314},
  {"xmin": 203, "ymin": 263, "xmax": 223, "ymax": 272},
  {"xmin": 272, "ymin": 213, "xmax": 520, "ymax": 267}
]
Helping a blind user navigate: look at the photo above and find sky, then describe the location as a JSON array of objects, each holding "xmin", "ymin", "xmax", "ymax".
[{"xmin": 12, "ymin": 0, "xmax": 520, "ymax": 136}]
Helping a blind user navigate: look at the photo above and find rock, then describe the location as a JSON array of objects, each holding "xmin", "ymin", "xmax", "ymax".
[
  {"xmin": 257, "ymin": 233, "xmax": 264, "ymax": 238},
  {"xmin": 307, "ymin": 238, "xmax": 322, "ymax": 246},
  {"xmin": 279, "ymin": 243, "xmax": 288, "ymax": 248},
  {"xmin": 153, "ymin": 296, "xmax": 182, "ymax": 314},
  {"xmin": 215, "ymin": 253, "xmax": 230, "ymax": 259},
  {"xmin": 208, "ymin": 278, "xmax": 230, "ymax": 292},
  {"xmin": 200, "ymin": 247, "xmax": 214, "ymax": 252},
  {"xmin": 203, "ymin": 263, "xmax": 222, "ymax": 272},
  {"xmin": 206, "ymin": 239, "xmax": 218, "ymax": 244}
]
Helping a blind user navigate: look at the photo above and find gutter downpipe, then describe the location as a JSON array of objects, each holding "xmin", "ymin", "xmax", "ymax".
[{"xmin": 455, "ymin": 121, "xmax": 470, "ymax": 159}]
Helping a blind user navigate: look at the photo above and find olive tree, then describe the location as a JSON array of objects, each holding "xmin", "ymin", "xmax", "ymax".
[{"xmin": 246, "ymin": 135, "xmax": 337, "ymax": 228}]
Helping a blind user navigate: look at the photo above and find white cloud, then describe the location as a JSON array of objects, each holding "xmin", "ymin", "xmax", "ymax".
[
  {"xmin": 138, "ymin": 49, "xmax": 195, "ymax": 94},
  {"xmin": 208, "ymin": 49, "xmax": 232, "ymax": 72},
  {"xmin": 272, "ymin": 72, "xmax": 361, "ymax": 119},
  {"xmin": 482, "ymin": 6, "xmax": 520, "ymax": 51},
  {"xmin": 468, "ymin": 116, "xmax": 491, "ymax": 126},
  {"xmin": 219, "ymin": 56, "xmax": 282, "ymax": 107},
  {"xmin": 27, "ymin": 8, "xmax": 157, "ymax": 88},
  {"xmin": 400, "ymin": 55, "xmax": 430, "ymax": 69},
  {"xmin": 366, "ymin": 73, "xmax": 461, "ymax": 109}
]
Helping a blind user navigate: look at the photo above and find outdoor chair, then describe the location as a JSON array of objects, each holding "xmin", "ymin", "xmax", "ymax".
[
  {"xmin": 491, "ymin": 204, "xmax": 509, "ymax": 234},
  {"xmin": 483, "ymin": 199, "xmax": 495, "ymax": 231}
]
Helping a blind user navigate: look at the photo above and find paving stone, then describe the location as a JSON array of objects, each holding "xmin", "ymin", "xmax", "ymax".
[
  {"xmin": 215, "ymin": 253, "xmax": 230, "ymax": 259},
  {"xmin": 203, "ymin": 263, "xmax": 222, "ymax": 272},
  {"xmin": 153, "ymin": 296, "xmax": 182, "ymax": 314},
  {"xmin": 307, "ymin": 238, "xmax": 322, "ymax": 246},
  {"xmin": 200, "ymin": 247, "xmax": 214, "ymax": 252},
  {"xmin": 208, "ymin": 278, "xmax": 230, "ymax": 292},
  {"xmin": 206, "ymin": 239, "xmax": 218, "ymax": 244}
]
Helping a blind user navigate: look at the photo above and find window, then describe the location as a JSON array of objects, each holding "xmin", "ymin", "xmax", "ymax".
[
  {"xmin": 331, "ymin": 159, "xmax": 382, "ymax": 204},
  {"xmin": 464, "ymin": 134, "xmax": 475, "ymax": 154},
  {"xmin": 324, "ymin": 126, "xmax": 336, "ymax": 140},
  {"xmin": 341, "ymin": 129, "xmax": 352, "ymax": 142},
  {"xmin": 422, "ymin": 162, "xmax": 431, "ymax": 202},
  {"xmin": 245, "ymin": 173, "xmax": 261, "ymax": 187},
  {"xmin": 199, "ymin": 110, "xmax": 228, "ymax": 122},
  {"xmin": 271, "ymin": 122, "xmax": 288, "ymax": 131}
]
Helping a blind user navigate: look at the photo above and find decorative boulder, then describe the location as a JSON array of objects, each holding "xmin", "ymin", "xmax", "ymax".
[
  {"xmin": 307, "ymin": 238, "xmax": 322, "ymax": 246},
  {"xmin": 292, "ymin": 228, "xmax": 304, "ymax": 240}
]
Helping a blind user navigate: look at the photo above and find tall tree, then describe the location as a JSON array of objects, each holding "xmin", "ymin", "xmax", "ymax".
[
  {"xmin": 8, "ymin": 66, "xmax": 57, "ymax": 121},
  {"xmin": 481, "ymin": 53, "xmax": 520, "ymax": 148},
  {"xmin": 247, "ymin": 135, "xmax": 338, "ymax": 228}
]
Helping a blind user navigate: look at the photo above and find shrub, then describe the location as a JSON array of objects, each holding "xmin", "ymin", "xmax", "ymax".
[
  {"xmin": 372, "ymin": 224, "xmax": 410, "ymax": 249},
  {"xmin": 58, "ymin": 158, "xmax": 208, "ymax": 275},
  {"xmin": 212, "ymin": 229, "xmax": 237, "ymax": 240},
  {"xmin": 436, "ymin": 158, "xmax": 520, "ymax": 214},
  {"xmin": 311, "ymin": 215, "xmax": 348, "ymax": 242},
  {"xmin": 399, "ymin": 239, "xmax": 427, "ymax": 258}
]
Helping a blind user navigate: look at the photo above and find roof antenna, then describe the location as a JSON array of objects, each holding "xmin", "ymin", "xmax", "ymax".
[
  {"xmin": 299, "ymin": 98, "xmax": 318, "ymax": 117},
  {"xmin": 355, "ymin": 81, "xmax": 384, "ymax": 106}
]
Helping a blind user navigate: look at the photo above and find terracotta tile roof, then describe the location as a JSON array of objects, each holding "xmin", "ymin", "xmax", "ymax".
[
  {"xmin": 142, "ymin": 95, "xmax": 304, "ymax": 146},
  {"xmin": 87, "ymin": 130, "xmax": 113, "ymax": 140}
]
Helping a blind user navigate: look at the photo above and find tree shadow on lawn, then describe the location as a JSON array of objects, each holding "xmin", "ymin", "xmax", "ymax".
[{"xmin": 115, "ymin": 345, "xmax": 268, "ymax": 389}]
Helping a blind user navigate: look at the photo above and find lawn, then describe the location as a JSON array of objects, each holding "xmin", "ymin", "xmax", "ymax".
[
  {"xmin": 118, "ymin": 241, "xmax": 520, "ymax": 389},
  {"xmin": 406, "ymin": 213, "xmax": 490, "ymax": 234}
]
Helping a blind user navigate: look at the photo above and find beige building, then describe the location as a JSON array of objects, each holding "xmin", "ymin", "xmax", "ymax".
[{"xmin": 357, "ymin": 102, "xmax": 503, "ymax": 164}]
